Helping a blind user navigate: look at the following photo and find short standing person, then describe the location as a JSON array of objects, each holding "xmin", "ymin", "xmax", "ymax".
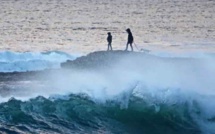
[
  {"xmin": 125, "ymin": 28, "xmax": 133, "ymax": 51},
  {"xmin": 107, "ymin": 32, "xmax": 112, "ymax": 51}
]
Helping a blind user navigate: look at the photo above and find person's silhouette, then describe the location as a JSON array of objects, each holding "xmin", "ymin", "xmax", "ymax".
[
  {"xmin": 107, "ymin": 32, "xmax": 112, "ymax": 51},
  {"xmin": 125, "ymin": 28, "xmax": 133, "ymax": 51}
]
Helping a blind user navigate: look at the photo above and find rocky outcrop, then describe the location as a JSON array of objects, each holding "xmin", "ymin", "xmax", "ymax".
[{"xmin": 60, "ymin": 50, "xmax": 152, "ymax": 70}]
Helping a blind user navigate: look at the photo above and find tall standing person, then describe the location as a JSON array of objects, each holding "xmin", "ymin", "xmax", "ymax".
[
  {"xmin": 125, "ymin": 28, "xmax": 133, "ymax": 51},
  {"xmin": 107, "ymin": 32, "xmax": 113, "ymax": 51}
]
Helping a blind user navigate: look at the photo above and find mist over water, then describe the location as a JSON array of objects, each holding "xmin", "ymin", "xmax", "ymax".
[
  {"xmin": 0, "ymin": 51, "xmax": 215, "ymax": 133},
  {"xmin": 46, "ymin": 52, "xmax": 215, "ymax": 133}
]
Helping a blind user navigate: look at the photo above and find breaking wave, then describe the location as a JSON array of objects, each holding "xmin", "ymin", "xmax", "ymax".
[
  {"xmin": 0, "ymin": 51, "xmax": 79, "ymax": 72},
  {"xmin": 0, "ymin": 51, "xmax": 215, "ymax": 134}
]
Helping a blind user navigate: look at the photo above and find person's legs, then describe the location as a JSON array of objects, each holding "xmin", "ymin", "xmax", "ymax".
[
  {"xmin": 130, "ymin": 43, "xmax": 133, "ymax": 51},
  {"xmin": 107, "ymin": 43, "xmax": 110, "ymax": 51},
  {"xmin": 125, "ymin": 43, "xmax": 128, "ymax": 51},
  {"xmin": 110, "ymin": 44, "xmax": 113, "ymax": 50}
]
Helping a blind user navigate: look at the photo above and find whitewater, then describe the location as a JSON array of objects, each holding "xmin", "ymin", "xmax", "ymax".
[{"xmin": 0, "ymin": 50, "xmax": 215, "ymax": 134}]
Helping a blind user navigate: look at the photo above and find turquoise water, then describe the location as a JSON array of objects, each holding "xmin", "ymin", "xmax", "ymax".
[{"xmin": 0, "ymin": 94, "xmax": 202, "ymax": 134}]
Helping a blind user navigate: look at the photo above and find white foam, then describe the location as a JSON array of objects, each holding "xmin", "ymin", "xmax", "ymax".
[{"xmin": 0, "ymin": 51, "xmax": 80, "ymax": 72}]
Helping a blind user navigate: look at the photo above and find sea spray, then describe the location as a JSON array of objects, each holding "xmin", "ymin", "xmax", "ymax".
[{"xmin": 0, "ymin": 51, "xmax": 215, "ymax": 133}]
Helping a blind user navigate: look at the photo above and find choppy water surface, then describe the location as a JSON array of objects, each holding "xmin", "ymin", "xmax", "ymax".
[{"xmin": 0, "ymin": 0, "xmax": 214, "ymax": 53}]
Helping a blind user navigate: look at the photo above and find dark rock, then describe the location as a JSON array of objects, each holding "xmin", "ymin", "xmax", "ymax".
[{"xmin": 61, "ymin": 50, "xmax": 151, "ymax": 70}]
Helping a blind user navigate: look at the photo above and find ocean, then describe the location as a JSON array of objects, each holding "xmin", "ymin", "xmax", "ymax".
[
  {"xmin": 0, "ymin": 0, "xmax": 215, "ymax": 133},
  {"xmin": 0, "ymin": 50, "xmax": 215, "ymax": 134},
  {"xmin": 0, "ymin": 0, "xmax": 214, "ymax": 53}
]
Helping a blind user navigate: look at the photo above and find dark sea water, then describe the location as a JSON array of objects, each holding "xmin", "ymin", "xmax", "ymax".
[{"xmin": 0, "ymin": 94, "xmax": 202, "ymax": 134}]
